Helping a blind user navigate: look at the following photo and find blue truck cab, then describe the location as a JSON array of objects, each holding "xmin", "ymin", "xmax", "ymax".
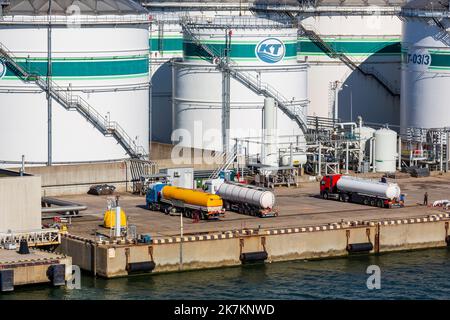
[{"xmin": 146, "ymin": 183, "xmax": 167, "ymax": 209}]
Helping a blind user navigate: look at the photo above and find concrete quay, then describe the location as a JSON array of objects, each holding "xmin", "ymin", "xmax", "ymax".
[
  {"xmin": 56, "ymin": 174, "xmax": 450, "ymax": 278},
  {"xmin": 0, "ymin": 249, "xmax": 72, "ymax": 291}
]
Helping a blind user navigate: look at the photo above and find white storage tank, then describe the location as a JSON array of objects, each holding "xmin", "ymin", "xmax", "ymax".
[
  {"xmin": 173, "ymin": 16, "xmax": 308, "ymax": 153},
  {"xmin": 400, "ymin": 2, "xmax": 450, "ymax": 132},
  {"xmin": 355, "ymin": 125, "xmax": 376, "ymax": 155},
  {"xmin": 374, "ymin": 128, "xmax": 397, "ymax": 173},
  {"xmin": 0, "ymin": 0, "xmax": 150, "ymax": 165},
  {"xmin": 298, "ymin": 11, "xmax": 401, "ymax": 124}
]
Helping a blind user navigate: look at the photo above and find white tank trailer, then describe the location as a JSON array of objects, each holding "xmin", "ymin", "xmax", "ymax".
[
  {"xmin": 337, "ymin": 176, "xmax": 401, "ymax": 200},
  {"xmin": 216, "ymin": 181, "xmax": 278, "ymax": 217},
  {"xmin": 320, "ymin": 174, "xmax": 403, "ymax": 208}
]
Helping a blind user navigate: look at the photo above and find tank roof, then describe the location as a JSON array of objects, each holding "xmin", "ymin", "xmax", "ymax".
[
  {"xmin": 2, "ymin": 0, "xmax": 148, "ymax": 16},
  {"xmin": 402, "ymin": 0, "xmax": 449, "ymax": 10},
  {"xmin": 255, "ymin": 0, "xmax": 407, "ymax": 6}
]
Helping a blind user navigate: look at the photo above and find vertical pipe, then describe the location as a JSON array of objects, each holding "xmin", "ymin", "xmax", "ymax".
[
  {"xmin": 290, "ymin": 142, "xmax": 293, "ymax": 167},
  {"xmin": 398, "ymin": 136, "xmax": 402, "ymax": 171},
  {"xmin": 318, "ymin": 143, "xmax": 322, "ymax": 176},
  {"xmin": 334, "ymin": 81, "xmax": 339, "ymax": 123},
  {"xmin": 171, "ymin": 59, "xmax": 176, "ymax": 145},
  {"xmin": 149, "ymin": 21, "xmax": 153, "ymax": 157},
  {"xmin": 446, "ymin": 131, "xmax": 449, "ymax": 172},
  {"xmin": 179, "ymin": 211, "xmax": 183, "ymax": 270},
  {"xmin": 47, "ymin": 0, "xmax": 52, "ymax": 166},
  {"xmin": 222, "ymin": 29, "xmax": 231, "ymax": 153},
  {"xmin": 263, "ymin": 97, "xmax": 276, "ymax": 167},
  {"xmin": 20, "ymin": 155, "xmax": 24, "ymax": 176},
  {"xmin": 440, "ymin": 133, "xmax": 444, "ymax": 172},
  {"xmin": 373, "ymin": 138, "xmax": 377, "ymax": 173},
  {"xmin": 345, "ymin": 141, "xmax": 349, "ymax": 174},
  {"xmin": 115, "ymin": 205, "xmax": 121, "ymax": 238}
]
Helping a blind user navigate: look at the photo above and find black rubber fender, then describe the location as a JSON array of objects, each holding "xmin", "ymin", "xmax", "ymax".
[
  {"xmin": 347, "ymin": 242, "xmax": 374, "ymax": 253},
  {"xmin": 240, "ymin": 251, "xmax": 268, "ymax": 264},
  {"xmin": 127, "ymin": 261, "xmax": 156, "ymax": 273}
]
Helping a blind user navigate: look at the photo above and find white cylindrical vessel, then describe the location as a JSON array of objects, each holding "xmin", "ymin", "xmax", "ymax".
[
  {"xmin": 0, "ymin": 0, "xmax": 149, "ymax": 165},
  {"xmin": 262, "ymin": 97, "xmax": 278, "ymax": 167},
  {"xmin": 299, "ymin": 13, "xmax": 401, "ymax": 124},
  {"xmin": 374, "ymin": 128, "xmax": 397, "ymax": 172},
  {"xmin": 217, "ymin": 182, "xmax": 276, "ymax": 209},
  {"xmin": 337, "ymin": 176, "xmax": 401, "ymax": 199},
  {"xmin": 173, "ymin": 16, "xmax": 308, "ymax": 153},
  {"xmin": 401, "ymin": 9, "xmax": 450, "ymax": 132},
  {"xmin": 280, "ymin": 152, "xmax": 307, "ymax": 166}
]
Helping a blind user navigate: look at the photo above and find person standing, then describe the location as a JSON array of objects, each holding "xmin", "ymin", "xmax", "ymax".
[{"xmin": 423, "ymin": 192, "xmax": 428, "ymax": 206}]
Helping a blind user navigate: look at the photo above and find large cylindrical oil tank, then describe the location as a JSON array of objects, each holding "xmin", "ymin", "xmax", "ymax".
[
  {"xmin": 161, "ymin": 185, "xmax": 223, "ymax": 208},
  {"xmin": 374, "ymin": 128, "xmax": 397, "ymax": 173},
  {"xmin": 216, "ymin": 182, "xmax": 276, "ymax": 209},
  {"xmin": 400, "ymin": 6, "xmax": 450, "ymax": 131},
  {"xmin": 298, "ymin": 14, "xmax": 401, "ymax": 124},
  {"xmin": 150, "ymin": 15, "xmax": 183, "ymax": 143},
  {"xmin": 0, "ymin": 0, "xmax": 150, "ymax": 165},
  {"xmin": 173, "ymin": 16, "xmax": 308, "ymax": 153},
  {"xmin": 337, "ymin": 176, "xmax": 401, "ymax": 200}
]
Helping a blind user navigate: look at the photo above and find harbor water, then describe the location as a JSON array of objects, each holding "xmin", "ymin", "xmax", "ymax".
[{"xmin": 1, "ymin": 248, "xmax": 450, "ymax": 300}]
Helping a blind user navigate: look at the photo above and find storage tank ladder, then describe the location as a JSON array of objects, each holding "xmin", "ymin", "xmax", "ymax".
[
  {"xmin": 299, "ymin": 24, "xmax": 400, "ymax": 97},
  {"xmin": 181, "ymin": 22, "xmax": 308, "ymax": 134},
  {"xmin": 209, "ymin": 149, "xmax": 238, "ymax": 179},
  {"xmin": 0, "ymin": 42, "xmax": 147, "ymax": 160}
]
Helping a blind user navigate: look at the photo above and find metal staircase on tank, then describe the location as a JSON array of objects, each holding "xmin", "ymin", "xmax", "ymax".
[
  {"xmin": 298, "ymin": 24, "xmax": 400, "ymax": 97},
  {"xmin": 208, "ymin": 147, "xmax": 238, "ymax": 179},
  {"xmin": 181, "ymin": 21, "xmax": 309, "ymax": 134},
  {"xmin": 0, "ymin": 42, "xmax": 147, "ymax": 159}
]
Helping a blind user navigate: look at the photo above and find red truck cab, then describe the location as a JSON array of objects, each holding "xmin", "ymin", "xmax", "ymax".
[{"xmin": 320, "ymin": 174, "xmax": 342, "ymax": 196}]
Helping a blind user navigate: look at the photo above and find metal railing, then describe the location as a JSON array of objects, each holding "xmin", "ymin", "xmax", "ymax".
[
  {"xmin": 181, "ymin": 20, "xmax": 308, "ymax": 134},
  {"xmin": 0, "ymin": 42, "xmax": 147, "ymax": 159},
  {"xmin": 0, "ymin": 14, "xmax": 150, "ymax": 25}
]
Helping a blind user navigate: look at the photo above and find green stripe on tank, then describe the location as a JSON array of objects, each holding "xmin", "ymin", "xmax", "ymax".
[
  {"xmin": 150, "ymin": 38, "xmax": 183, "ymax": 52},
  {"xmin": 183, "ymin": 41, "xmax": 297, "ymax": 59},
  {"xmin": 298, "ymin": 38, "xmax": 401, "ymax": 56},
  {"xmin": 3, "ymin": 57, "xmax": 149, "ymax": 79}
]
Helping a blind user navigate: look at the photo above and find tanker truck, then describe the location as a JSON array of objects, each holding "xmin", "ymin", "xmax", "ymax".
[
  {"xmin": 320, "ymin": 174, "xmax": 404, "ymax": 208},
  {"xmin": 146, "ymin": 183, "xmax": 224, "ymax": 220},
  {"xmin": 204, "ymin": 179, "xmax": 278, "ymax": 217}
]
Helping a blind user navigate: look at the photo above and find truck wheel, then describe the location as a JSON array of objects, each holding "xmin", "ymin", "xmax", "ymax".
[
  {"xmin": 377, "ymin": 200, "xmax": 383, "ymax": 208},
  {"xmin": 323, "ymin": 192, "xmax": 329, "ymax": 200},
  {"xmin": 363, "ymin": 198, "xmax": 369, "ymax": 205},
  {"xmin": 370, "ymin": 199, "xmax": 376, "ymax": 206}
]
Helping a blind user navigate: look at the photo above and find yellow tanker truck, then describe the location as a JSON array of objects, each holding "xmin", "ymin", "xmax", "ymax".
[{"xmin": 145, "ymin": 183, "xmax": 224, "ymax": 220}]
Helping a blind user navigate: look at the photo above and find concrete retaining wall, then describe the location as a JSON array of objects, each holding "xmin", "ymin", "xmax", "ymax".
[
  {"xmin": 0, "ymin": 175, "xmax": 41, "ymax": 233},
  {"xmin": 61, "ymin": 215, "xmax": 450, "ymax": 278}
]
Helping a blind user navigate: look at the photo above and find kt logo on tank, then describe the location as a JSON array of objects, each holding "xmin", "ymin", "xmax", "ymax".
[
  {"xmin": 255, "ymin": 38, "xmax": 285, "ymax": 64},
  {"xmin": 0, "ymin": 60, "xmax": 6, "ymax": 79}
]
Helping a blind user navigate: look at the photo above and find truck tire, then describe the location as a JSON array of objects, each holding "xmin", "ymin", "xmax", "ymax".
[
  {"xmin": 363, "ymin": 198, "xmax": 369, "ymax": 206},
  {"xmin": 322, "ymin": 192, "xmax": 329, "ymax": 200},
  {"xmin": 370, "ymin": 199, "xmax": 376, "ymax": 206},
  {"xmin": 377, "ymin": 199, "xmax": 383, "ymax": 208}
]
